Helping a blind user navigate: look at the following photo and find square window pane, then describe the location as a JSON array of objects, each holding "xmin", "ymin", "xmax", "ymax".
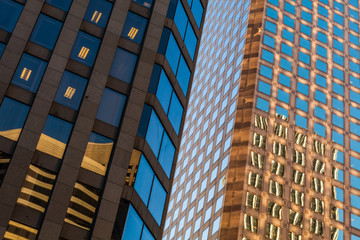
[
  {"xmin": 30, "ymin": 14, "xmax": 62, "ymax": 50},
  {"xmin": 84, "ymin": 0, "xmax": 112, "ymax": 28},
  {"xmin": 81, "ymin": 132, "xmax": 114, "ymax": 176},
  {"xmin": 11, "ymin": 53, "xmax": 47, "ymax": 93},
  {"xmin": 109, "ymin": 48, "xmax": 137, "ymax": 83},
  {"xmin": 36, "ymin": 115, "xmax": 73, "ymax": 158},
  {"xmin": 121, "ymin": 12, "xmax": 147, "ymax": 44},
  {"xmin": 46, "ymin": 0, "xmax": 72, "ymax": 11},
  {"xmin": 54, "ymin": 71, "xmax": 87, "ymax": 110},
  {"xmin": 0, "ymin": 0, "xmax": 23, "ymax": 33},
  {"xmin": 96, "ymin": 88, "xmax": 126, "ymax": 126},
  {"xmin": 0, "ymin": 97, "xmax": 29, "ymax": 141},
  {"xmin": 70, "ymin": 31, "xmax": 101, "ymax": 67}
]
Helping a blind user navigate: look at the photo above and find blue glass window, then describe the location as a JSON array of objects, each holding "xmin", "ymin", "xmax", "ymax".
[
  {"xmin": 280, "ymin": 58, "xmax": 291, "ymax": 71},
  {"xmin": 352, "ymin": 139, "xmax": 360, "ymax": 154},
  {"xmin": 260, "ymin": 64, "xmax": 272, "ymax": 79},
  {"xmin": 316, "ymin": 45, "xmax": 327, "ymax": 58},
  {"xmin": 350, "ymin": 47, "xmax": 360, "ymax": 59},
  {"xmin": 134, "ymin": 155, "xmax": 166, "ymax": 225},
  {"xmin": 283, "ymin": 15, "xmax": 294, "ymax": 28},
  {"xmin": 37, "ymin": 115, "xmax": 73, "ymax": 158},
  {"xmin": 84, "ymin": 0, "xmax": 112, "ymax": 28},
  {"xmin": 265, "ymin": 20, "xmax": 276, "ymax": 34},
  {"xmin": 301, "ymin": 23, "xmax": 311, "ymax": 36},
  {"xmin": 334, "ymin": 187, "xmax": 343, "ymax": 202},
  {"xmin": 299, "ymin": 52, "xmax": 310, "ymax": 64},
  {"xmin": 0, "ymin": 42, "xmax": 5, "ymax": 58},
  {"xmin": 184, "ymin": 23, "xmax": 197, "ymax": 59},
  {"xmin": 188, "ymin": 0, "xmax": 203, "ymax": 28},
  {"xmin": 333, "ymin": 39, "xmax": 343, "ymax": 52},
  {"xmin": 267, "ymin": 7, "xmax": 277, "ymax": 20},
  {"xmin": 298, "ymin": 66, "xmax": 309, "ymax": 80},
  {"xmin": 46, "ymin": 0, "xmax": 72, "ymax": 11},
  {"xmin": 96, "ymin": 88, "xmax": 126, "ymax": 127},
  {"xmin": 301, "ymin": 10, "xmax": 312, "ymax": 23},
  {"xmin": 132, "ymin": 0, "xmax": 153, "ymax": 8},
  {"xmin": 282, "ymin": 29, "xmax": 294, "ymax": 42},
  {"xmin": 350, "ymin": 21, "xmax": 359, "ymax": 33},
  {"xmin": 121, "ymin": 12, "xmax": 148, "ymax": 44},
  {"xmin": 121, "ymin": 205, "xmax": 155, "ymax": 240},
  {"xmin": 258, "ymin": 81, "xmax": 271, "ymax": 95},
  {"xmin": 158, "ymin": 133, "xmax": 175, "ymax": 177},
  {"xmin": 314, "ymin": 123, "xmax": 325, "ymax": 137},
  {"xmin": 300, "ymin": 37, "xmax": 310, "ymax": 50},
  {"xmin": 334, "ymin": 1, "xmax": 343, "ymax": 12},
  {"xmin": 262, "ymin": 49, "xmax": 274, "ymax": 63},
  {"xmin": 351, "ymin": 106, "xmax": 360, "ymax": 119},
  {"xmin": 54, "ymin": 71, "xmax": 87, "ymax": 110},
  {"xmin": 165, "ymin": 32, "xmax": 180, "ymax": 73},
  {"xmin": 176, "ymin": 56, "xmax": 191, "ymax": 95},
  {"xmin": 352, "ymin": 156, "xmax": 360, "ymax": 171},
  {"xmin": 333, "ymin": 67, "xmax": 344, "ymax": 81},
  {"xmin": 302, "ymin": 0, "xmax": 312, "ymax": 9},
  {"xmin": 285, "ymin": 2, "xmax": 295, "ymax": 14},
  {"xmin": 334, "ymin": 13, "xmax": 344, "ymax": 25},
  {"xmin": 297, "ymin": 82, "xmax": 308, "ymax": 95},
  {"xmin": 332, "ymin": 114, "xmax": 343, "ymax": 128},
  {"xmin": 317, "ymin": 32, "xmax": 327, "ymax": 44},
  {"xmin": 256, "ymin": 97, "xmax": 269, "ymax": 112},
  {"xmin": 109, "ymin": 48, "xmax": 138, "ymax": 83},
  {"xmin": 279, "ymin": 73, "xmax": 290, "ymax": 87},
  {"xmin": 351, "ymin": 122, "xmax": 360, "ymax": 136},
  {"xmin": 11, "ymin": 53, "xmax": 47, "ymax": 93},
  {"xmin": 276, "ymin": 106, "xmax": 288, "ymax": 119},
  {"xmin": 145, "ymin": 110, "xmax": 163, "ymax": 156},
  {"xmin": 0, "ymin": 0, "xmax": 23, "ymax": 33},
  {"xmin": 350, "ymin": 0, "xmax": 359, "ymax": 7},
  {"xmin": 315, "ymin": 106, "xmax": 326, "ymax": 120},
  {"xmin": 316, "ymin": 74, "xmax": 326, "ymax": 88},
  {"xmin": 332, "ymin": 98, "xmax": 343, "ymax": 111},
  {"xmin": 350, "ymin": 60, "xmax": 360, "ymax": 74},
  {"xmin": 295, "ymin": 115, "xmax": 307, "ymax": 129},
  {"xmin": 264, "ymin": 34, "xmax": 275, "ymax": 48},
  {"xmin": 30, "ymin": 14, "xmax": 62, "ymax": 50},
  {"xmin": 281, "ymin": 43, "xmax": 293, "ymax": 56},
  {"xmin": 351, "ymin": 90, "xmax": 360, "ymax": 104},
  {"xmin": 318, "ymin": 5, "xmax": 328, "ymax": 17},
  {"xmin": 351, "ymin": 75, "xmax": 360, "ymax": 89},
  {"xmin": 0, "ymin": 97, "xmax": 30, "ymax": 142},
  {"xmin": 316, "ymin": 59, "xmax": 327, "ymax": 72},
  {"xmin": 70, "ymin": 31, "xmax": 101, "ymax": 67},
  {"xmin": 334, "ymin": 26, "xmax": 343, "ymax": 38},
  {"xmin": 333, "ymin": 82, "xmax": 343, "ymax": 96},
  {"xmin": 350, "ymin": 33, "xmax": 360, "ymax": 46},
  {"xmin": 333, "ymin": 53, "xmax": 344, "ymax": 66},
  {"xmin": 332, "ymin": 130, "xmax": 343, "ymax": 145},
  {"xmin": 296, "ymin": 98, "xmax": 308, "ymax": 112}
]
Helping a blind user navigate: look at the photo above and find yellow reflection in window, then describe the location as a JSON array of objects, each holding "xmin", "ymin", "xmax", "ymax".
[
  {"xmin": 36, "ymin": 133, "xmax": 66, "ymax": 159},
  {"xmin": 5, "ymin": 220, "xmax": 38, "ymax": 240},
  {"xmin": 126, "ymin": 149, "xmax": 141, "ymax": 186},
  {"xmin": 78, "ymin": 47, "xmax": 90, "ymax": 59},
  {"xmin": 64, "ymin": 87, "xmax": 76, "ymax": 99},
  {"xmin": 91, "ymin": 10, "xmax": 102, "ymax": 23},
  {"xmin": 81, "ymin": 140, "xmax": 113, "ymax": 176},
  {"xmin": 128, "ymin": 27, "xmax": 139, "ymax": 39},
  {"xmin": 20, "ymin": 68, "xmax": 32, "ymax": 81}
]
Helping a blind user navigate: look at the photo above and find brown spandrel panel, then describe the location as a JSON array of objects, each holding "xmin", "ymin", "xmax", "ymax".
[{"xmin": 219, "ymin": 0, "xmax": 265, "ymax": 239}]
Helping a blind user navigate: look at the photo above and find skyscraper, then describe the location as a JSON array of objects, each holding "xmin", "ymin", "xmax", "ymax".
[
  {"xmin": 164, "ymin": 0, "xmax": 360, "ymax": 239},
  {"xmin": 0, "ymin": 0, "xmax": 206, "ymax": 239}
]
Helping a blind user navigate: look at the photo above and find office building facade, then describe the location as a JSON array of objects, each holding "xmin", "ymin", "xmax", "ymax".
[
  {"xmin": 0, "ymin": 0, "xmax": 206, "ymax": 239},
  {"xmin": 164, "ymin": 0, "xmax": 360, "ymax": 239}
]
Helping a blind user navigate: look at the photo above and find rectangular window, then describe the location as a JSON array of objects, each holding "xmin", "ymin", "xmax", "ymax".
[
  {"xmin": 0, "ymin": 0, "xmax": 23, "ymax": 33},
  {"xmin": 70, "ymin": 31, "xmax": 101, "ymax": 67},
  {"xmin": 121, "ymin": 12, "xmax": 147, "ymax": 44},
  {"xmin": 109, "ymin": 48, "xmax": 137, "ymax": 83},
  {"xmin": 122, "ymin": 205, "xmax": 155, "ymax": 240},
  {"xmin": 11, "ymin": 53, "xmax": 47, "ymax": 93},
  {"xmin": 96, "ymin": 88, "xmax": 127, "ymax": 127},
  {"xmin": 84, "ymin": 0, "xmax": 112, "ymax": 28},
  {"xmin": 30, "ymin": 14, "xmax": 62, "ymax": 50},
  {"xmin": 36, "ymin": 115, "xmax": 73, "ymax": 159},
  {"xmin": 46, "ymin": 0, "xmax": 72, "ymax": 11},
  {"xmin": 54, "ymin": 71, "xmax": 87, "ymax": 110},
  {"xmin": 0, "ymin": 97, "xmax": 29, "ymax": 141}
]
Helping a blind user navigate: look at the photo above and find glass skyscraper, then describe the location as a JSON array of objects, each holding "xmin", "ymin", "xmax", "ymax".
[
  {"xmin": 0, "ymin": 0, "xmax": 206, "ymax": 239},
  {"xmin": 164, "ymin": 0, "xmax": 360, "ymax": 239}
]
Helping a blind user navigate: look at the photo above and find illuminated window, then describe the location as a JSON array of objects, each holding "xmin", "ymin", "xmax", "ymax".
[
  {"xmin": 54, "ymin": 71, "xmax": 87, "ymax": 110},
  {"xmin": 11, "ymin": 53, "xmax": 47, "ymax": 93},
  {"xmin": 84, "ymin": 0, "xmax": 112, "ymax": 28},
  {"xmin": 121, "ymin": 12, "xmax": 147, "ymax": 44},
  {"xmin": 70, "ymin": 31, "xmax": 101, "ymax": 67}
]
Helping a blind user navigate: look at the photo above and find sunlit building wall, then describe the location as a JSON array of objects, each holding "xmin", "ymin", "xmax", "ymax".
[
  {"xmin": 165, "ymin": 0, "xmax": 360, "ymax": 239},
  {"xmin": 0, "ymin": 0, "xmax": 207, "ymax": 239}
]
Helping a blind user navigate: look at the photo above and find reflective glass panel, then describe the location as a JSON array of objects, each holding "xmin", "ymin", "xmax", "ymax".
[{"xmin": 30, "ymin": 14, "xmax": 62, "ymax": 50}]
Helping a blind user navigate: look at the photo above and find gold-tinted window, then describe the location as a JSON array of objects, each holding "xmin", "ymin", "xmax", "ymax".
[
  {"xmin": 266, "ymin": 223, "xmax": 280, "ymax": 240},
  {"xmin": 274, "ymin": 123, "xmax": 288, "ymax": 139},
  {"xmin": 250, "ymin": 151, "xmax": 264, "ymax": 169},
  {"xmin": 273, "ymin": 141, "xmax": 286, "ymax": 157},
  {"xmin": 294, "ymin": 132, "xmax": 306, "ymax": 147},
  {"xmin": 126, "ymin": 149, "xmax": 141, "ymax": 187},
  {"xmin": 313, "ymin": 159, "xmax": 325, "ymax": 174},
  {"xmin": 289, "ymin": 209, "xmax": 303, "ymax": 228},
  {"xmin": 254, "ymin": 114, "xmax": 268, "ymax": 130},
  {"xmin": 292, "ymin": 170, "xmax": 305, "ymax": 185},
  {"xmin": 246, "ymin": 192, "xmax": 260, "ymax": 210},
  {"xmin": 248, "ymin": 172, "xmax": 262, "ymax": 189},
  {"xmin": 64, "ymin": 182, "xmax": 100, "ymax": 231},
  {"xmin": 17, "ymin": 164, "xmax": 56, "ymax": 213},
  {"xmin": 291, "ymin": 189, "xmax": 304, "ymax": 206},
  {"xmin": 244, "ymin": 214, "xmax": 258, "ymax": 233},
  {"xmin": 293, "ymin": 150, "xmax": 305, "ymax": 166},
  {"xmin": 314, "ymin": 140, "xmax": 325, "ymax": 156},
  {"xmin": 268, "ymin": 201, "xmax": 282, "ymax": 219},
  {"xmin": 288, "ymin": 232, "xmax": 302, "ymax": 240},
  {"xmin": 271, "ymin": 161, "xmax": 285, "ymax": 176},
  {"xmin": 312, "ymin": 177, "xmax": 324, "ymax": 194},
  {"xmin": 253, "ymin": 133, "xmax": 266, "ymax": 149},
  {"xmin": 310, "ymin": 218, "xmax": 323, "ymax": 235},
  {"xmin": 269, "ymin": 180, "xmax": 283, "ymax": 197},
  {"xmin": 4, "ymin": 220, "xmax": 38, "ymax": 240},
  {"xmin": 311, "ymin": 198, "xmax": 324, "ymax": 214}
]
